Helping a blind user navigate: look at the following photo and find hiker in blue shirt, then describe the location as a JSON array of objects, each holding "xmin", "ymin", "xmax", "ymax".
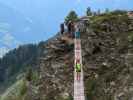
[
  {"xmin": 75, "ymin": 31, "xmax": 80, "ymax": 39},
  {"xmin": 75, "ymin": 25, "xmax": 80, "ymax": 39}
]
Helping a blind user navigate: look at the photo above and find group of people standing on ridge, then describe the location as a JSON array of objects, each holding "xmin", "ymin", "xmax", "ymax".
[{"xmin": 60, "ymin": 21, "xmax": 80, "ymax": 39}]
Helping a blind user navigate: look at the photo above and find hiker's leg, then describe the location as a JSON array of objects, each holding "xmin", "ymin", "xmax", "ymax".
[
  {"xmin": 78, "ymin": 72, "xmax": 80, "ymax": 81},
  {"xmin": 79, "ymin": 72, "xmax": 80, "ymax": 81},
  {"xmin": 77, "ymin": 72, "xmax": 78, "ymax": 80}
]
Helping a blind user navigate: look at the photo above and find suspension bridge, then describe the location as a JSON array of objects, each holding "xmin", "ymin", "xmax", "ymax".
[{"xmin": 74, "ymin": 27, "xmax": 85, "ymax": 100}]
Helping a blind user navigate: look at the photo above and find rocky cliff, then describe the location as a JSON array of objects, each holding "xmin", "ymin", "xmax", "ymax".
[
  {"xmin": 1, "ymin": 10, "xmax": 133, "ymax": 100},
  {"xmin": 23, "ymin": 11, "xmax": 133, "ymax": 100}
]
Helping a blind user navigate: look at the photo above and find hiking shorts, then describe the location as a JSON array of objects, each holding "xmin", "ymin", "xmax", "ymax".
[
  {"xmin": 76, "ymin": 68, "xmax": 81, "ymax": 72},
  {"xmin": 75, "ymin": 32, "xmax": 80, "ymax": 39}
]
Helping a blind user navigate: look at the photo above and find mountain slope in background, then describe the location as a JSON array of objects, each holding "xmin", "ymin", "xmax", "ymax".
[
  {"xmin": 0, "ymin": 10, "xmax": 133, "ymax": 100},
  {"xmin": 0, "ymin": 33, "xmax": 59, "ymax": 93}
]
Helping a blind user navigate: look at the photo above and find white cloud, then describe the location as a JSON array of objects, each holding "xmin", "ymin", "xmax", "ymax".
[
  {"xmin": 0, "ymin": 22, "xmax": 11, "ymax": 33},
  {"xmin": 77, "ymin": 0, "xmax": 81, "ymax": 3},
  {"xmin": 0, "ymin": 47, "xmax": 9, "ymax": 58},
  {"xmin": 23, "ymin": 26, "xmax": 31, "ymax": 32},
  {"xmin": 0, "ymin": 33, "xmax": 21, "ymax": 57},
  {"xmin": 75, "ymin": 0, "xmax": 81, "ymax": 4},
  {"xmin": 26, "ymin": 17, "xmax": 33, "ymax": 23},
  {"xmin": 0, "ymin": 33, "xmax": 21, "ymax": 48},
  {"xmin": 1, "ymin": 33, "xmax": 15, "ymax": 47},
  {"xmin": 0, "ymin": 33, "xmax": 21, "ymax": 47}
]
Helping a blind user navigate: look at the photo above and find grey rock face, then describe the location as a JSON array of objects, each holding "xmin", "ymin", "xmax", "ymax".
[{"xmin": 26, "ymin": 13, "xmax": 133, "ymax": 100}]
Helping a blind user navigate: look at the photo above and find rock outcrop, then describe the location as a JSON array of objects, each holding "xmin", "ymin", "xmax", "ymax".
[{"xmin": 4, "ymin": 11, "xmax": 133, "ymax": 100}]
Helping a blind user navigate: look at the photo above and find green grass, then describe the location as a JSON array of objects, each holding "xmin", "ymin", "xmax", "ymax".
[
  {"xmin": 128, "ymin": 32, "xmax": 133, "ymax": 43},
  {"xmin": 89, "ymin": 12, "xmax": 129, "ymax": 33},
  {"xmin": 0, "ymin": 69, "xmax": 40, "ymax": 100},
  {"xmin": 0, "ymin": 79, "xmax": 28, "ymax": 100},
  {"xmin": 85, "ymin": 77, "xmax": 98, "ymax": 100}
]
